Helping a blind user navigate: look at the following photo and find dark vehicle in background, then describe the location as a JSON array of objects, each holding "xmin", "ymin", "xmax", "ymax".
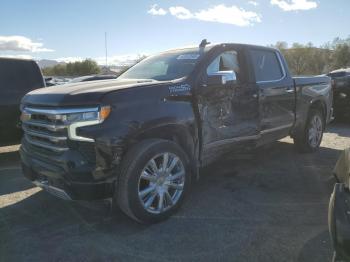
[
  {"xmin": 69, "ymin": 74, "xmax": 117, "ymax": 83},
  {"xmin": 0, "ymin": 58, "xmax": 45, "ymax": 146},
  {"xmin": 20, "ymin": 41, "xmax": 332, "ymax": 223},
  {"xmin": 329, "ymin": 149, "xmax": 350, "ymax": 262},
  {"xmin": 44, "ymin": 77, "xmax": 56, "ymax": 87},
  {"xmin": 328, "ymin": 68, "xmax": 350, "ymax": 119}
]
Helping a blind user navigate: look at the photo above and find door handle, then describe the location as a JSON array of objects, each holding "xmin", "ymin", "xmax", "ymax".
[
  {"xmin": 286, "ymin": 88, "xmax": 295, "ymax": 93},
  {"xmin": 252, "ymin": 93, "xmax": 258, "ymax": 98}
]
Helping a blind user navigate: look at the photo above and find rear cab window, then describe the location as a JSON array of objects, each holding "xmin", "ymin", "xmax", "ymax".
[{"xmin": 249, "ymin": 49, "xmax": 284, "ymax": 82}]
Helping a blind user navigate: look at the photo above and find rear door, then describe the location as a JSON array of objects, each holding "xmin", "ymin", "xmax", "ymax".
[
  {"xmin": 249, "ymin": 49, "xmax": 295, "ymax": 142},
  {"xmin": 0, "ymin": 59, "xmax": 44, "ymax": 145}
]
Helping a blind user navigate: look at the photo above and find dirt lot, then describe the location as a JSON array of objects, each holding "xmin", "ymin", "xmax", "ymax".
[{"xmin": 1, "ymin": 122, "xmax": 350, "ymax": 262}]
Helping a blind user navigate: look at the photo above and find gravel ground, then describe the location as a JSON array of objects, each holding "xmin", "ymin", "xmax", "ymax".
[{"xmin": 1, "ymin": 122, "xmax": 350, "ymax": 262}]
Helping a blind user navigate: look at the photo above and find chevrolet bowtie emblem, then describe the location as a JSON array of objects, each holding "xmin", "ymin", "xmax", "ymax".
[{"xmin": 20, "ymin": 112, "xmax": 31, "ymax": 122}]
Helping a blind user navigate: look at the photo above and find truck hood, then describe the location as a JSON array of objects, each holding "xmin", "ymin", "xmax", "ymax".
[{"xmin": 22, "ymin": 79, "xmax": 168, "ymax": 107}]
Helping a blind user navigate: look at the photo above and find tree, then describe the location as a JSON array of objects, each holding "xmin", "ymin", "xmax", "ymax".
[
  {"xmin": 331, "ymin": 43, "xmax": 350, "ymax": 69},
  {"xmin": 42, "ymin": 59, "xmax": 101, "ymax": 76},
  {"xmin": 273, "ymin": 41, "xmax": 334, "ymax": 75}
]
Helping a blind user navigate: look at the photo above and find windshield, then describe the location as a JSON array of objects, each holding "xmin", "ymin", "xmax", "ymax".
[{"xmin": 118, "ymin": 51, "xmax": 202, "ymax": 81}]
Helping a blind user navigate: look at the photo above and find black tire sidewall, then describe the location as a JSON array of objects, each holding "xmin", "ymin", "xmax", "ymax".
[{"xmin": 122, "ymin": 140, "xmax": 190, "ymax": 223}]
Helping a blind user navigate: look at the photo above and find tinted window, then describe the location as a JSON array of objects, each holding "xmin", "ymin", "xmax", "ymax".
[
  {"xmin": 207, "ymin": 51, "xmax": 239, "ymax": 75},
  {"xmin": 250, "ymin": 50, "xmax": 283, "ymax": 82}
]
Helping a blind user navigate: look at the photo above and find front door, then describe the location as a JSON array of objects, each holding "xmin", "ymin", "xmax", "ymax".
[{"xmin": 196, "ymin": 49, "xmax": 259, "ymax": 164}]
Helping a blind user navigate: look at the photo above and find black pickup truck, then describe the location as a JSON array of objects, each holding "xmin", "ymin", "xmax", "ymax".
[
  {"xmin": 20, "ymin": 41, "xmax": 333, "ymax": 223},
  {"xmin": 328, "ymin": 68, "xmax": 350, "ymax": 119},
  {"xmin": 0, "ymin": 58, "xmax": 45, "ymax": 146}
]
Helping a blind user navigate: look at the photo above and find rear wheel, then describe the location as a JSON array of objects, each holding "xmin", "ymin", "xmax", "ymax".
[
  {"xmin": 115, "ymin": 139, "xmax": 190, "ymax": 224},
  {"xmin": 294, "ymin": 108, "xmax": 324, "ymax": 153}
]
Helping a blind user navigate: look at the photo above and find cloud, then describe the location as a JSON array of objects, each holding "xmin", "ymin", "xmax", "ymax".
[
  {"xmin": 0, "ymin": 36, "xmax": 53, "ymax": 52},
  {"xmin": 270, "ymin": 0, "xmax": 317, "ymax": 11},
  {"xmin": 148, "ymin": 4, "xmax": 167, "ymax": 16},
  {"xmin": 55, "ymin": 57, "xmax": 84, "ymax": 63},
  {"xmin": 248, "ymin": 1, "xmax": 259, "ymax": 6},
  {"xmin": 165, "ymin": 5, "xmax": 261, "ymax": 26},
  {"xmin": 169, "ymin": 6, "xmax": 193, "ymax": 19},
  {"xmin": 0, "ymin": 54, "xmax": 34, "ymax": 60},
  {"xmin": 194, "ymin": 5, "xmax": 261, "ymax": 26}
]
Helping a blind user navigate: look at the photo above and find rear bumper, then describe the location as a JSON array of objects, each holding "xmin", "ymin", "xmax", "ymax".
[{"xmin": 20, "ymin": 143, "xmax": 115, "ymax": 201}]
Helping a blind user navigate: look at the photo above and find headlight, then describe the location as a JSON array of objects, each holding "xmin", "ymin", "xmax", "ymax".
[
  {"xmin": 65, "ymin": 106, "xmax": 111, "ymax": 142},
  {"xmin": 64, "ymin": 106, "xmax": 111, "ymax": 124}
]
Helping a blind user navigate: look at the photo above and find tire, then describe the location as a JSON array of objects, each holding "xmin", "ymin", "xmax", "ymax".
[
  {"xmin": 294, "ymin": 108, "xmax": 324, "ymax": 153},
  {"xmin": 115, "ymin": 139, "xmax": 191, "ymax": 224}
]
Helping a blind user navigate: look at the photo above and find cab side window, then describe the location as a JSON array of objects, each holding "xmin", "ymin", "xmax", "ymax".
[
  {"xmin": 250, "ymin": 49, "xmax": 284, "ymax": 82},
  {"xmin": 207, "ymin": 51, "xmax": 240, "ymax": 76}
]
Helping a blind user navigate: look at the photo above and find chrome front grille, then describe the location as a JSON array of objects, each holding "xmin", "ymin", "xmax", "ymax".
[
  {"xmin": 21, "ymin": 106, "xmax": 101, "ymax": 153},
  {"xmin": 22, "ymin": 110, "xmax": 69, "ymax": 152}
]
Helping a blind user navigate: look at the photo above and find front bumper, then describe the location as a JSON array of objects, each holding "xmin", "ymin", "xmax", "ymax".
[
  {"xmin": 20, "ymin": 141, "xmax": 115, "ymax": 200},
  {"xmin": 329, "ymin": 183, "xmax": 350, "ymax": 260}
]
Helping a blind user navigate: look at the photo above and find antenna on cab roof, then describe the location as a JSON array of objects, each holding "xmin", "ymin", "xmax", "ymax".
[{"xmin": 199, "ymin": 39, "xmax": 210, "ymax": 48}]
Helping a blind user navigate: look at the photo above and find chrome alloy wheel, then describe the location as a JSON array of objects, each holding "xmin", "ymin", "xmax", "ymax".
[
  {"xmin": 138, "ymin": 152, "xmax": 185, "ymax": 214},
  {"xmin": 308, "ymin": 114, "xmax": 323, "ymax": 148}
]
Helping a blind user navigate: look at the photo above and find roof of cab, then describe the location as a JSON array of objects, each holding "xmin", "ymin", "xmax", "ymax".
[{"xmin": 161, "ymin": 42, "xmax": 279, "ymax": 55}]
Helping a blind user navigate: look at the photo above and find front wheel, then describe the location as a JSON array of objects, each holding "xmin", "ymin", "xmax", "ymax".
[
  {"xmin": 115, "ymin": 139, "xmax": 190, "ymax": 224},
  {"xmin": 294, "ymin": 108, "xmax": 324, "ymax": 153}
]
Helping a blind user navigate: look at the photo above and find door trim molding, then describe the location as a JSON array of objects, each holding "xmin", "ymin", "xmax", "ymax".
[
  {"xmin": 203, "ymin": 134, "xmax": 260, "ymax": 150},
  {"xmin": 203, "ymin": 123, "xmax": 293, "ymax": 151},
  {"xmin": 260, "ymin": 123, "xmax": 293, "ymax": 135}
]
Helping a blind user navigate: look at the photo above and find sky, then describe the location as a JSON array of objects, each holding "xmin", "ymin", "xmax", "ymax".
[{"xmin": 0, "ymin": 0, "xmax": 349, "ymax": 65}]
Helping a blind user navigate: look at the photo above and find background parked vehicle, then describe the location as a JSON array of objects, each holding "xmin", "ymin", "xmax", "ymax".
[
  {"xmin": 20, "ymin": 41, "xmax": 332, "ymax": 223},
  {"xmin": 0, "ymin": 58, "xmax": 45, "ymax": 146},
  {"xmin": 329, "ymin": 149, "xmax": 350, "ymax": 262},
  {"xmin": 69, "ymin": 74, "xmax": 117, "ymax": 83},
  {"xmin": 328, "ymin": 68, "xmax": 350, "ymax": 119},
  {"xmin": 44, "ymin": 77, "xmax": 56, "ymax": 87}
]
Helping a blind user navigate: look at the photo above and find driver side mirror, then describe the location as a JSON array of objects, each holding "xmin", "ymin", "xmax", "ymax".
[{"xmin": 207, "ymin": 71, "xmax": 237, "ymax": 86}]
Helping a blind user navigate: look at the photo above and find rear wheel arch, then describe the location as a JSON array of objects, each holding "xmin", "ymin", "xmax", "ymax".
[
  {"xmin": 309, "ymin": 99, "xmax": 327, "ymax": 126},
  {"xmin": 293, "ymin": 107, "xmax": 325, "ymax": 153}
]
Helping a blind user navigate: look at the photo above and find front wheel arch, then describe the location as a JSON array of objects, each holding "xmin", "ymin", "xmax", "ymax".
[{"xmin": 125, "ymin": 124, "xmax": 199, "ymax": 180}]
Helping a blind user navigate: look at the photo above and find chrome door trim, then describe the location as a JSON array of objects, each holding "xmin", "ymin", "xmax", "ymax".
[
  {"xmin": 204, "ymin": 134, "xmax": 260, "ymax": 150},
  {"xmin": 260, "ymin": 123, "xmax": 293, "ymax": 135}
]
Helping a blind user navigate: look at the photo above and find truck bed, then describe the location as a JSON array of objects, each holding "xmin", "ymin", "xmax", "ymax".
[
  {"xmin": 293, "ymin": 75, "xmax": 331, "ymax": 86},
  {"xmin": 293, "ymin": 75, "xmax": 333, "ymax": 126}
]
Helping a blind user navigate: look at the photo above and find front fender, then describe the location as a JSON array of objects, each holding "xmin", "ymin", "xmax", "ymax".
[{"xmin": 79, "ymin": 85, "xmax": 199, "ymax": 177}]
